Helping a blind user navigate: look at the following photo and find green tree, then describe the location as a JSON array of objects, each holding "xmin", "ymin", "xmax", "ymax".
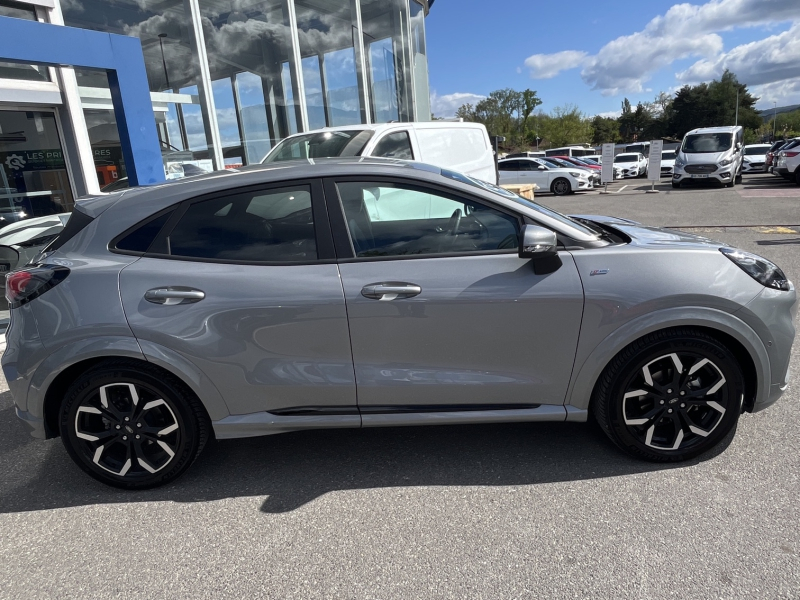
[
  {"xmin": 590, "ymin": 115, "xmax": 621, "ymax": 145},
  {"xmin": 540, "ymin": 105, "xmax": 591, "ymax": 147},
  {"xmin": 455, "ymin": 87, "xmax": 543, "ymax": 151}
]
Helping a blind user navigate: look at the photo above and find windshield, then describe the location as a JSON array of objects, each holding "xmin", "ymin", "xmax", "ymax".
[
  {"xmin": 744, "ymin": 146, "xmax": 770, "ymax": 156},
  {"xmin": 682, "ymin": 133, "xmax": 732, "ymax": 153},
  {"xmin": 581, "ymin": 158, "xmax": 600, "ymax": 166},
  {"xmin": 537, "ymin": 158, "xmax": 561, "ymax": 169},
  {"xmin": 263, "ymin": 130, "xmax": 374, "ymax": 163},
  {"xmin": 440, "ymin": 169, "xmax": 597, "ymax": 237},
  {"xmin": 661, "ymin": 151, "xmax": 676, "ymax": 160},
  {"xmin": 614, "ymin": 155, "xmax": 637, "ymax": 163}
]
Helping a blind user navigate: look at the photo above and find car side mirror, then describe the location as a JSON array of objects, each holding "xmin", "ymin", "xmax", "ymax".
[
  {"xmin": 735, "ymin": 142, "xmax": 742, "ymax": 150},
  {"xmin": 537, "ymin": 165, "xmax": 546, "ymax": 171},
  {"xmin": 519, "ymin": 224, "xmax": 562, "ymax": 274}
]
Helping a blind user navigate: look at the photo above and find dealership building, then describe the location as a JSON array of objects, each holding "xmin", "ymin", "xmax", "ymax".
[{"xmin": 0, "ymin": 0, "xmax": 432, "ymax": 216}]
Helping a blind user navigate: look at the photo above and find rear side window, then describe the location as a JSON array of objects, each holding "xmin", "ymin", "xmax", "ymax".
[
  {"xmin": 372, "ymin": 132, "xmax": 414, "ymax": 160},
  {"xmin": 43, "ymin": 209, "xmax": 94, "ymax": 253},
  {"xmin": 115, "ymin": 211, "xmax": 174, "ymax": 253},
  {"xmin": 163, "ymin": 186, "xmax": 316, "ymax": 263}
]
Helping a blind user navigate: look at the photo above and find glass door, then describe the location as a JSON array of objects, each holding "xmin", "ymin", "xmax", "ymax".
[{"xmin": 0, "ymin": 109, "xmax": 75, "ymax": 228}]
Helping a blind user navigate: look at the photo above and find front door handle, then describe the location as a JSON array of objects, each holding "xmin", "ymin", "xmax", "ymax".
[
  {"xmin": 144, "ymin": 287, "xmax": 205, "ymax": 305},
  {"xmin": 361, "ymin": 282, "xmax": 422, "ymax": 301}
]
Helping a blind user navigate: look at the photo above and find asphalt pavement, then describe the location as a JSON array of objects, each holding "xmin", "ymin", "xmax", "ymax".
[{"xmin": 1, "ymin": 173, "xmax": 798, "ymax": 599}]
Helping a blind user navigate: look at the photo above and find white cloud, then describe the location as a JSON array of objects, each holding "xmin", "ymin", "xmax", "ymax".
[
  {"xmin": 524, "ymin": 50, "xmax": 587, "ymax": 79},
  {"xmin": 595, "ymin": 110, "xmax": 622, "ymax": 119},
  {"xmin": 530, "ymin": 0, "xmax": 800, "ymax": 96},
  {"xmin": 677, "ymin": 22, "xmax": 800, "ymax": 90},
  {"xmin": 430, "ymin": 91, "xmax": 486, "ymax": 118}
]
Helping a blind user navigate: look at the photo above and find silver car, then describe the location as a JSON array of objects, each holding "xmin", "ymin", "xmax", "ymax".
[{"xmin": 3, "ymin": 159, "xmax": 796, "ymax": 489}]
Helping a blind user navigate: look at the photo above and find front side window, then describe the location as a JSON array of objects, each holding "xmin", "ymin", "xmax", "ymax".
[
  {"xmin": 337, "ymin": 182, "xmax": 519, "ymax": 258},
  {"xmin": 371, "ymin": 132, "xmax": 414, "ymax": 160},
  {"xmin": 163, "ymin": 186, "xmax": 316, "ymax": 262},
  {"xmin": 498, "ymin": 161, "xmax": 519, "ymax": 171}
]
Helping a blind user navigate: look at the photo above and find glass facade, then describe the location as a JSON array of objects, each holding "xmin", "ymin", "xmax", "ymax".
[
  {"xmin": 0, "ymin": 0, "xmax": 51, "ymax": 82},
  {"xmin": 62, "ymin": 0, "xmax": 431, "ymax": 171}
]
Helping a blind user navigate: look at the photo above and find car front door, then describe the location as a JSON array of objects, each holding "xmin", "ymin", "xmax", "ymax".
[
  {"xmin": 325, "ymin": 177, "xmax": 584, "ymax": 410},
  {"xmin": 118, "ymin": 180, "xmax": 356, "ymax": 417},
  {"xmin": 517, "ymin": 159, "xmax": 549, "ymax": 189}
]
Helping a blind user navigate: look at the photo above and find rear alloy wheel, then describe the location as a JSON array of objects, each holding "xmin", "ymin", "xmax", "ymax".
[
  {"xmin": 551, "ymin": 178, "xmax": 572, "ymax": 196},
  {"xmin": 593, "ymin": 329, "xmax": 743, "ymax": 462},
  {"xmin": 60, "ymin": 361, "xmax": 209, "ymax": 489}
]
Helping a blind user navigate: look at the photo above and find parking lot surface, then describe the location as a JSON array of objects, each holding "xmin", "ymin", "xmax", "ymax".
[{"xmin": 1, "ymin": 173, "xmax": 799, "ymax": 599}]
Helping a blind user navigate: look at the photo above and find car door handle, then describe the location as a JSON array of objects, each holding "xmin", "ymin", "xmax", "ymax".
[
  {"xmin": 144, "ymin": 287, "xmax": 205, "ymax": 305},
  {"xmin": 361, "ymin": 282, "xmax": 422, "ymax": 301}
]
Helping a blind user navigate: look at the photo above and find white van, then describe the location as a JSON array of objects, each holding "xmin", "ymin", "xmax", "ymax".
[
  {"xmin": 672, "ymin": 126, "xmax": 744, "ymax": 188},
  {"xmin": 261, "ymin": 122, "xmax": 497, "ymax": 183}
]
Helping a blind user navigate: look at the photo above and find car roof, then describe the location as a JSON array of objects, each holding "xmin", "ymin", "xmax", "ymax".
[
  {"xmin": 686, "ymin": 126, "xmax": 741, "ymax": 134},
  {"xmin": 615, "ymin": 152, "xmax": 641, "ymax": 157}
]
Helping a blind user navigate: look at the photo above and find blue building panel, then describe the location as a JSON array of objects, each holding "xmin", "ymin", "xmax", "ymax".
[{"xmin": 0, "ymin": 16, "xmax": 165, "ymax": 186}]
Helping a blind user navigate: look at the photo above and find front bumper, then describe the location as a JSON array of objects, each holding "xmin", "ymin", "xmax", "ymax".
[
  {"xmin": 672, "ymin": 165, "xmax": 734, "ymax": 184},
  {"xmin": 622, "ymin": 168, "xmax": 641, "ymax": 178},
  {"xmin": 742, "ymin": 162, "xmax": 765, "ymax": 173}
]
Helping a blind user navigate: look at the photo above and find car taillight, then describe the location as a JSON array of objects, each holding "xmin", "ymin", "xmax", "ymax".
[
  {"xmin": 5, "ymin": 265, "xmax": 70, "ymax": 308},
  {"xmin": 784, "ymin": 151, "xmax": 799, "ymax": 158}
]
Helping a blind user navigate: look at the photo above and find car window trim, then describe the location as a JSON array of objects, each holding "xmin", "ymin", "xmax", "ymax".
[
  {"xmin": 126, "ymin": 178, "xmax": 336, "ymax": 265},
  {"xmin": 322, "ymin": 175, "xmax": 525, "ymax": 262},
  {"xmin": 372, "ymin": 130, "xmax": 415, "ymax": 160}
]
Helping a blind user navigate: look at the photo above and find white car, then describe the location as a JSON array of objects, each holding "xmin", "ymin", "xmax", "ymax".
[
  {"xmin": 659, "ymin": 150, "xmax": 677, "ymax": 177},
  {"xmin": 614, "ymin": 152, "xmax": 648, "ymax": 178},
  {"xmin": 584, "ymin": 155, "xmax": 624, "ymax": 180},
  {"xmin": 498, "ymin": 157, "xmax": 593, "ymax": 195},
  {"xmin": 741, "ymin": 144, "xmax": 772, "ymax": 174},
  {"xmin": 773, "ymin": 141, "xmax": 800, "ymax": 185}
]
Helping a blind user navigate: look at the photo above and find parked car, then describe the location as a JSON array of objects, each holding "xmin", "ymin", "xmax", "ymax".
[
  {"xmin": 672, "ymin": 126, "xmax": 744, "ymax": 188},
  {"xmin": 741, "ymin": 144, "xmax": 772, "ymax": 174},
  {"xmin": 660, "ymin": 150, "xmax": 677, "ymax": 177},
  {"xmin": 498, "ymin": 157, "xmax": 593, "ymax": 195},
  {"xmin": 583, "ymin": 155, "xmax": 624, "ymax": 180},
  {"xmin": 0, "ymin": 213, "xmax": 70, "ymax": 294},
  {"xmin": 4, "ymin": 158, "xmax": 795, "ymax": 489},
  {"xmin": 262, "ymin": 122, "xmax": 496, "ymax": 183},
  {"xmin": 765, "ymin": 139, "xmax": 792, "ymax": 172},
  {"xmin": 773, "ymin": 142, "xmax": 800, "ymax": 184},
  {"xmin": 506, "ymin": 151, "xmax": 546, "ymax": 159},
  {"xmin": 614, "ymin": 152, "xmax": 648, "ymax": 178},
  {"xmin": 546, "ymin": 156, "xmax": 601, "ymax": 186}
]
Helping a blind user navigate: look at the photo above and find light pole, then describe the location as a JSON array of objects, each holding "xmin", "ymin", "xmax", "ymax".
[
  {"xmin": 773, "ymin": 101, "xmax": 778, "ymax": 140},
  {"xmin": 158, "ymin": 33, "xmax": 170, "ymax": 90}
]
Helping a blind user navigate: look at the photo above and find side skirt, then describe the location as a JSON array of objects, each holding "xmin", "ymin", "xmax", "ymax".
[{"xmin": 212, "ymin": 404, "xmax": 588, "ymax": 439}]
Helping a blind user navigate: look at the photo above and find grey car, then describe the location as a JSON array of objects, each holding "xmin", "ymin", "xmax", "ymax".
[{"xmin": 2, "ymin": 159, "xmax": 796, "ymax": 489}]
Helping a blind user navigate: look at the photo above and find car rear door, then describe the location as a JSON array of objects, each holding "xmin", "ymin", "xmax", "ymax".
[
  {"xmin": 117, "ymin": 179, "xmax": 356, "ymax": 417},
  {"xmin": 324, "ymin": 176, "xmax": 584, "ymax": 411}
]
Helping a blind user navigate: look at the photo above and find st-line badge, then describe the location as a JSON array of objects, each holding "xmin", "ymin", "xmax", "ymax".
[{"xmin": 590, "ymin": 269, "xmax": 609, "ymax": 276}]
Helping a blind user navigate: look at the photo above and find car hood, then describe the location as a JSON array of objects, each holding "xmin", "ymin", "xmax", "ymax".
[
  {"xmin": 744, "ymin": 154, "xmax": 766, "ymax": 161},
  {"xmin": 571, "ymin": 215, "xmax": 730, "ymax": 249},
  {"xmin": 661, "ymin": 159, "xmax": 676, "ymax": 167},
  {"xmin": 680, "ymin": 151, "xmax": 731, "ymax": 164}
]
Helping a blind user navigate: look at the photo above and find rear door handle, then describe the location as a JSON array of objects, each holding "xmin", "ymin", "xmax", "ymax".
[
  {"xmin": 144, "ymin": 287, "xmax": 205, "ymax": 305},
  {"xmin": 361, "ymin": 282, "xmax": 422, "ymax": 301}
]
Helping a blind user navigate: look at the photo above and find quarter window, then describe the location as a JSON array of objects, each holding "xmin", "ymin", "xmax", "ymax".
[
  {"xmin": 163, "ymin": 186, "xmax": 316, "ymax": 262},
  {"xmin": 371, "ymin": 132, "xmax": 414, "ymax": 160},
  {"xmin": 337, "ymin": 182, "xmax": 519, "ymax": 258}
]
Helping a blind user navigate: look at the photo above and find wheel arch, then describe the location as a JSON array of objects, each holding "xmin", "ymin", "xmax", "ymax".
[
  {"xmin": 565, "ymin": 307, "xmax": 769, "ymax": 413},
  {"xmin": 35, "ymin": 339, "xmax": 229, "ymax": 439}
]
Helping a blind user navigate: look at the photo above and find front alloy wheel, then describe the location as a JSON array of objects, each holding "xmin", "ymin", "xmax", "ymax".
[
  {"xmin": 551, "ymin": 178, "xmax": 572, "ymax": 195},
  {"xmin": 593, "ymin": 329, "xmax": 743, "ymax": 462},
  {"xmin": 61, "ymin": 361, "xmax": 209, "ymax": 488}
]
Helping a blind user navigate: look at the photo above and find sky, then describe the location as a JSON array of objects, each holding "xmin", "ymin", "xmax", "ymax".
[{"xmin": 425, "ymin": 0, "xmax": 800, "ymax": 118}]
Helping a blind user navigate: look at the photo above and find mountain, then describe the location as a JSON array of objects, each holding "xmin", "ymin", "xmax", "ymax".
[{"xmin": 760, "ymin": 104, "xmax": 800, "ymax": 121}]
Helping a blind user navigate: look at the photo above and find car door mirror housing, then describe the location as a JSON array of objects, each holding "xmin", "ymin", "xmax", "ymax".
[
  {"xmin": 537, "ymin": 165, "xmax": 546, "ymax": 171},
  {"xmin": 519, "ymin": 224, "xmax": 557, "ymax": 259}
]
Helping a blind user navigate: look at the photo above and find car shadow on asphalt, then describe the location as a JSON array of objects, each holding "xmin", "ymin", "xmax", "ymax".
[{"xmin": 0, "ymin": 391, "xmax": 732, "ymax": 515}]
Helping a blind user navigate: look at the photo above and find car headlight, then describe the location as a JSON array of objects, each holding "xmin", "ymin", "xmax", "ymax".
[
  {"xmin": 675, "ymin": 155, "xmax": 686, "ymax": 166},
  {"xmin": 719, "ymin": 158, "xmax": 732, "ymax": 166},
  {"xmin": 720, "ymin": 248, "xmax": 790, "ymax": 291},
  {"xmin": 569, "ymin": 171, "xmax": 582, "ymax": 178}
]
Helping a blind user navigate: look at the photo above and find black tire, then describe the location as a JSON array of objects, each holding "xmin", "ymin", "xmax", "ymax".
[
  {"xmin": 671, "ymin": 181, "xmax": 681, "ymax": 189},
  {"xmin": 734, "ymin": 170, "xmax": 742, "ymax": 184},
  {"xmin": 795, "ymin": 170, "xmax": 800, "ymax": 186},
  {"xmin": 60, "ymin": 360, "xmax": 209, "ymax": 489},
  {"xmin": 592, "ymin": 328, "xmax": 743, "ymax": 462},
  {"xmin": 551, "ymin": 178, "xmax": 572, "ymax": 195}
]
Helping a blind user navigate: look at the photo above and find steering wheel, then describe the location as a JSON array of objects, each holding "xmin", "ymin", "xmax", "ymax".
[{"xmin": 447, "ymin": 208, "xmax": 462, "ymax": 236}]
